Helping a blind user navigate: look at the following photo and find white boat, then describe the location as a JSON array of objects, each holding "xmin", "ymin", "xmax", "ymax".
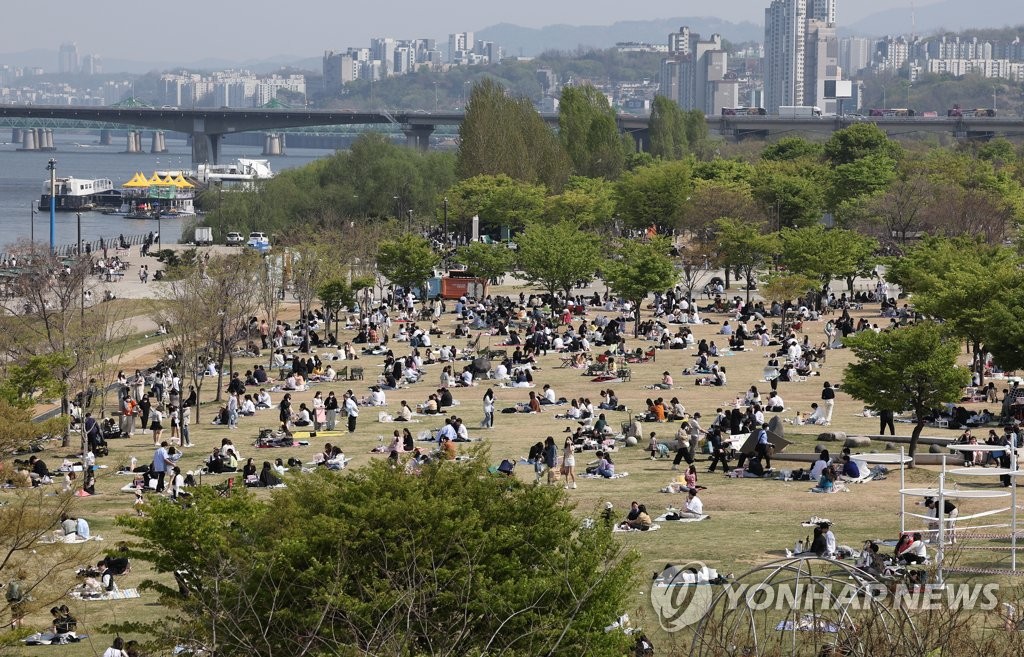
[
  {"xmin": 195, "ymin": 158, "xmax": 274, "ymax": 190},
  {"xmin": 39, "ymin": 176, "xmax": 121, "ymax": 211}
]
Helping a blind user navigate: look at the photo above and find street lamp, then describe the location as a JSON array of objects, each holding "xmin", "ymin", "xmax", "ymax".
[
  {"xmin": 408, "ymin": 208, "xmax": 413, "ymax": 233},
  {"xmin": 47, "ymin": 158, "xmax": 57, "ymax": 252},
  {"xmin": 443, "ymin": 196, "xmax": 449, "ymax": 247},
  {"xmin": 30, "ymin": 204, "xmax": 36, "ymax": 245},
  {"xmin": 434, "ymin": 82, "xmax": 439, "ymax": 112}
]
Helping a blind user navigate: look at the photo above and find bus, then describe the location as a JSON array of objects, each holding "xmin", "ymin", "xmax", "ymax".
[
  {"xmin": 947, "ymin": 106, "xmax": 996, "ymax": 117},
  {"xmin": 868, "ymin": 108, "xmax": 916, "ymax": 117},
  {"xmin": 721, "ymin": 107, "xmax": 767, "ymax": 116}
]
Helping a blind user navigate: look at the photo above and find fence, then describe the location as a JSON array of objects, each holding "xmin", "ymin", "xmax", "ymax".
[{"xmin": 1, "ymin": 232, "xmax": 154, "ymax": 263}]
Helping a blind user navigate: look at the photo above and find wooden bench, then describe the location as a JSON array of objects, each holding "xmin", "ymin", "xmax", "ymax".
[{"xmin": 348, "ymin": 367, "xmax": 364, "ymax": 381}]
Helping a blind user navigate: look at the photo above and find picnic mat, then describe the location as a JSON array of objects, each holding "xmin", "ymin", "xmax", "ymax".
[
  {"xmin": 22, "ymin": 632, "xmax": 88, "ymax": 645},
  {"xmin": 71, "ymin": 587, "xmax": 140, "ymax": 601},
  {"xmin": 581, "ymin": 472, "xmax": 630, "ymax": 480},
  {"xmin": 654, "ymin": 514, "xmax": 709, "ymax": 523},
  {"xmin": 612, "ymin": 524, "xmax": 661, "ymax": 533}
]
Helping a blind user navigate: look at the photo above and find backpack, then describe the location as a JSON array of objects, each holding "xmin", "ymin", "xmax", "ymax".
[{"xmin": 5, "ymin": 580, "xmax": 22, "ymax": 602}]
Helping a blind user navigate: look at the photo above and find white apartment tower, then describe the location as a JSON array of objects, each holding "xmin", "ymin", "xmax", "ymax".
[{"xmin": 764, "ymin": 0, "xmax": 808, "ymax": 113}]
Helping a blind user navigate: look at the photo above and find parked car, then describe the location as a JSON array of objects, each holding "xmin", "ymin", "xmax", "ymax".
[{"xmin": 225, "ymin": 231, "xmax": 244, "ymax": 246}]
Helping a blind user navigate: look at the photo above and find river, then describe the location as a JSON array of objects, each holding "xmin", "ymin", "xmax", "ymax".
[{"xmin": 0, "ymin": 132, "xmax": 326, "ymax": 250}]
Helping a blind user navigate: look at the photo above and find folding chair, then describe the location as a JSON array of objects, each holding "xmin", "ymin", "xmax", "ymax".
[{"xmin": 216, "ymin": 477, "xmax": 234, "ymax": 497}]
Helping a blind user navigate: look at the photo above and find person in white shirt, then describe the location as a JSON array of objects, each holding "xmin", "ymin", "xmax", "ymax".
[
  {"xmin": 809, "ymin": 450, "xmax": 832, "ymax": 480},
  {"xmin": 901, "ymin": 532, "xmax": 928, "ymax": 564},
  {"xmin": 240, "ymin": 396, "xmax": 257, "ymax": 416},
  {"xmin": 680, "ymin": 488, "xmax": 704, "ymax": 518},
  {"xmin": 766, "ymin": 392, "xmax": 785, "ymax": 412},
  {"xmin": 256, "ymin": 389, "xmax": 272, "ymax": 408},
  {"xmin": 344, "ymin": 392, "xmax": 359, "ymax": 432},
  {"xmin": 493, "ymin": 363, "xmax": 509, "ymax": 380},
  {"xmin": 542, "ymin": 384, "xmax": 557, "ymax": 405},
  {"xmin": 822, "ymin": 523, "xmax": 837, "ymax": 557},
  {"xmin": 323, "ymin": 365, "xmax": 337, "ymax": 382},
  {"xmin": 807, "ymin": 403, "xmax": 828, "ymax": 425},
  {"xmin": 460, "ymin": 369, "xmax": 473, "ymax": 386},
  {"xmin": 369, "ymin": 387, "xmax": 386, "ymax": 406}
]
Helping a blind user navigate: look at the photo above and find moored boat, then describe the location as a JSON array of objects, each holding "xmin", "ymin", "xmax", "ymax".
[{"xmin": 39, "ymin": 176, "xmax": 122, "ymax": 212}]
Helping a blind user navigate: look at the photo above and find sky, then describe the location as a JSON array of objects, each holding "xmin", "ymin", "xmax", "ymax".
[{"xmin": 8, "ymin": 0, "xmax": 913, "ymax": 63}]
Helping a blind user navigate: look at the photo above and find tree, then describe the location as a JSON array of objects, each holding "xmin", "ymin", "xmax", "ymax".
[
  {"xmin": 844, "ymin": 322, "xmax": 970, "ymax": 459},
  {"xmin": 558, "ymin": 84, "xmax": 625, "ymax": 179},
  {"xmin": 713, "ymin": 218, "xmax": 779, "ymax": 303},
  {"xmin": 823, "ymin": 123, "xmax": 904, "ymax": 166},
  {"xmin": 826, "ymin": 154, "xmax": 898, "ymax": 221},
  {"xmin": 778, "ymin": 225, "xmax": 877, "ymax": 295},
  {"xmin": 648, "ymin": 95, "xmax": 687, "ymax": 160},
  {"xmin": 752, "ymin": 166, "xmax": 826, "ymax": 230},
  {"xmin": 761, "ymin": 137, "xmax": 824, "ymax": 162},
  {"xmin": 0, "ymin": 490, "xmax": 96, "ymax": 633},
  {"xmin": 376, "ymin": 234, "xmax": 440, "ymax": 296},
  {"xmin": 545, "ymin": 177, "xmax": 617, "ymax": 231},
  {"xmin": 761, "ymin": 273, "xmax": 819, "ymax": 335},
  {"xmin": 886, "ymin": 236, "xmax": 1020, "ymax": 381},
  {"xmin": 0, "ymin": 400, "xmax": 66, "ymax": 461},
  {"xmin": 458, "ymin": 78, "xmax": 570, "ymax": 191},
  {"xmin": 0, "ymin": 354, "xmax": 73, "ymax": 410},
  {"xmin": 604, "ymin": 239, "xmax": 678, "ymax": 335},
  {"xmin": 289, "ymin": 241, "xmax": 343, "ymax": 353},
  {"xmin": 443, "ymin": 175, "xmax": 547, "ymax": 237},
  {"xmin": 517, "ymin": 220, "xmax": 600, "ymax": 298},
  {"xmin": 117, "ymin": 456, "xmax": 637, "ymax": 657},
  {"xmin": 615, "ymin": 160, "xmax": 692, "ymax": 230},
  {"xmin": 858, "ymin": 175, "xmax": 934, "ymax": 245},
  {"xmin": 317, "ymin": 279, "xmax": 357, "ymax": 341},
  {"xmin": 455, "ymin": 242, "xmax": 514, "ymax": 283}
]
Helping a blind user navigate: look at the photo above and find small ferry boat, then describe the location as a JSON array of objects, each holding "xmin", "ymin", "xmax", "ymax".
[{"xmin": 39, "ymin": 176, "xmax": 123, "ymax": 211}]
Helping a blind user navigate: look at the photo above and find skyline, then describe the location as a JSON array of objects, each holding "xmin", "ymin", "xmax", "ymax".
[{"xmin": 1, "ymin": 0, "xmax": 923, "ymax": 65}]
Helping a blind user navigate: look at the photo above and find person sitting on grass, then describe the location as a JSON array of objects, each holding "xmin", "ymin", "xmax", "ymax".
[
  {"xmin": 618, "ymin": 504, "xmax": 652, "ymax": 531},
  {"xmin": 678, "ymin": 487, "xmax": 704, "ymax": 518},
  {"xmin": 900, "ymin": 532, "xmax": 928, "ymax": 564}
]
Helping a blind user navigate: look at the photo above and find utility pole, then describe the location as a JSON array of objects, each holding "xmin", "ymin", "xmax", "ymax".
[
  {"xmin": 30, "ymin": 205, "xmax": 36, "ymax": 245},
  {"xmin": 47, "ymin": 158, "xmax": 57, "ymax": 252}
]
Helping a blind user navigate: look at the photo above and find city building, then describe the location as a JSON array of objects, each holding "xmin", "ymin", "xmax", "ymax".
[
  {"xmin": 764, "ymin": 0, "xmax": 842, "ymax": 113},
  {"xmin": 659, "ymin": 27, "xmax": 738, "ymax": 114},
  {"xmin": 58, "ymin": 42, "xmax": 79, "ymax": 75},
  {"xmin": 840, "ymin": 37, "xmax": 872, "ymax": 75}
]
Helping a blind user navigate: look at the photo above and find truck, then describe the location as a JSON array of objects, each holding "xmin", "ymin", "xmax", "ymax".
[
  {"xmin": 194, "ymin": 227, "xmax": 213, "ymax": 246},
  {"xmin": 778, "ymin": 106, "xmax": 823, "ymax": 118}
]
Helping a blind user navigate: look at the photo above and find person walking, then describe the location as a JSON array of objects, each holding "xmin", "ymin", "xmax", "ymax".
[
  {"xmin": 149, "ymin": 406, "xmax": 165, "ymax": 445},
  {"xmin": 482, "ymin": 388, "xmax": 495, "ymax": 428},
  {"xmin": 226, "ymin": 393, "xmax": 239, "ymax": 430},
  {"xmin": 344, "ymin": 390, "xmax": 359, "ymax": 433},
  {"xmin": 879, "ymin": 408, "xmax": 895, "ymax": 436},
  {"xmin": 821, "ymin": 382, "xmax": 835, "ymax": 425},
  {"xmin": 152, "ymin": 441, "xmax": 169, "ymax": 492},
  {"xmin": 755, "ymin": 422, "xmax": 772, "ymax": 469}
]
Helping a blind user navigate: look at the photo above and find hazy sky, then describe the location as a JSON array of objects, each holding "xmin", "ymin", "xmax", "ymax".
[{"xmin": 10, "ymin": 0, "xmax": 913, "ymax": 63}]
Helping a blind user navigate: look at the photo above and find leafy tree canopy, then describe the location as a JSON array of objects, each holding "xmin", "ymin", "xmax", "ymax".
[
  {"xmin": 375, "ymin": 234, "xmax": 440, "ymax": 294},
  {"xmin": 517, "ymin": 220, "xmax": 600, "ymax": 297},
  {"xmin": 614, "ymin": 160, "xmax": 692, "ymax": 230},
  {"xmin": 118, "ymin": 457, "xmax": 637, "ymax": 657},
  {"xmin": 443, "ymin": 174, "xmax": 547, "ymax": 237}
]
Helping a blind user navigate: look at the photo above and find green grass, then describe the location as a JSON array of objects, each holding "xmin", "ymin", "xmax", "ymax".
[{"xmin": 4, "ymin": 285, "xmax": 1021, "ymax": 656}]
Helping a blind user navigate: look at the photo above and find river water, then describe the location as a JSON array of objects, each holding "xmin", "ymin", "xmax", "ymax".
[{"xmin": 0, "ymin": 133, "xmax": 325, "ymax": 250}]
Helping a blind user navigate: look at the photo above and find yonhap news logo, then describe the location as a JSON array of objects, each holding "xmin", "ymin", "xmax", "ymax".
[
  {"xmin": 650, "ymin": 562, "xmax": 1001, "ymax": 633},
  {"xmin": 649, "ymin": 561, "xmax": 718, "ymax": 631}
]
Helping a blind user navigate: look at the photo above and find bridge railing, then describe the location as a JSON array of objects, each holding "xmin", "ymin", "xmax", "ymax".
[{"xmin": 0, "ymin": 232, "xmax": 155, "ymax": 263}]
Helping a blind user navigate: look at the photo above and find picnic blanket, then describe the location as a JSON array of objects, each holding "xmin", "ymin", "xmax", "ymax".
[
  {"xmin": 22, "ymin": 632, "xmax": 87, "ymax": 645},
  {"xmin": 71, "ymin": 587, "xmax": 140, "ymax": 601},
  {"xmin": 612, "ymin": 524, "xmax": 661, "ymax": 533},
  {"xmin": 581, "ymin": 472, "xmax": 630, "ymax": 480},
  {"xmin": 809, "ymin": 484, "xmax": 849, "ymax": 494},
  {"xmin": 654, "ymin": 513, "xmax": 710, "ymax": 523},
  {"xmin": 801, "ymin": 517, "xmax": 832, "ymax": 527},
  {"xmin": 41, "ymin": 534, "xmax": 103, "ymax": 544}
]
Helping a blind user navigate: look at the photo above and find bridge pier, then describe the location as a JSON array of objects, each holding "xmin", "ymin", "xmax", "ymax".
[
  {"xmin": 12, "ymin": 128, "xmax": 21, "ymax": 143},
  {"xmin": 402, "ymin": 124, "xmax": 434, "ymax": 151},
  {"xmin": 17, "ymin": 129, "xmax": 37, "ymax": 151},
  {"xmin": 262, "ymin": 133, "xmax": 284, "ymax": 156},
  {"xmin": 150, "ymin": 131, "xmax": 167, "ymax": 153},
  {"xmin": 99, "ymin": 129, "xmax": 112, "ymax": 145},
  {"xmin": 627, "ymin": 128, "xmax": 650, "ymax": 153},
  {"xmin": 191, "ymin": 132, "xmax": 222, "ymax": 165}
]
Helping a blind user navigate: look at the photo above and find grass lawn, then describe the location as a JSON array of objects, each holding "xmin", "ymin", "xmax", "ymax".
[{"xmin": 4, "ymin": 278, "xmax": 1021, "ymax": 655}]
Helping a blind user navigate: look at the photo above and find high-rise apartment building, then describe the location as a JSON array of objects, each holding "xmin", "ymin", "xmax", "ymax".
[
  {"xmin": 764, "ymin": 0, "xmax": 807, "ymax": 112},
  {"xmin": 659, "ymin": 28, "xmax": 737, "ymax": 114},
  {"xmin": 764, "ymin": 0, "xmax": 841, "ymax": 113},
  {"xmin": 58, "ymin": 42, "xmax": 79, "ymax": 74},
  {"xmin": 840, "ymin": 37, "xmax": 872, "ymax": 75},
  {"xmin": 449, "ymin": 32, "xmax": 474, "ymax": 64}
]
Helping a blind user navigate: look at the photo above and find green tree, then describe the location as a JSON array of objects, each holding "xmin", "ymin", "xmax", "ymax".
[
  {"xmin": 615, "ymin": 160, "xmax": 692, "ymax": 230},
  {"xmin": 317, "ymin": 278, "xmax": 358, "ymax": 339},
  {"xmin": 558, "ymin": 84, "xmax": 625, "ymax": 179},
  {"xmin": 443, "ymin": 174, "xmax": 547, "ymax": 237},
  {"xmin": 713, "ymin": 218, "xmax": 779, "ymax": 303},
  {"xmin": 823, "ymin": 123, "xmax": 904, "ymax": 166},
  {"xmin": 118, "ymin": 457, "xmax": 636, "ymax": 657},
  {"xmin": 778, "ymin": 225, "xmax": 877, "ymax": 295},
  {"xmin": 827, "ymin": 154, "xmax": 898, "ymax": 221},
  {"xmin": 517, "ymin": 220, "xmax": 600, "ymax": 298},
  {"xmin": 752, "ymin": 166, "xmax": 826, "ymax": 230},
  {"xmin": 843, "ymin": 322, "xmax": 970, "ymax": 459},
  {"xmin": 604, "ymin": 239, "xmax": 678, "ymax": 335},
  {"xmin": 376, "ymin": 234, "xmax": 440, "ymax": 296},
  {"xmin": 455, "ymin": 242, "xmax": 515, "ymax": 282},
  {"xmin": 648, "ymin": 95, "xmax": 687, "ymax": 160},
  {"xmin": 761, "ymin": 273, "xmax": 819, "ymax": 334},
  {"xmin": 887, "ymin": 236, "xmax": 1021, "ymax": 381},
  {"xmin": 761, "ymin": 137, "xmax": 825, "ymax": 162},
  {"xmin": 458, "ymin": 78, "xmax": 570, "ymax": 191},
  {"xmin": 0, "ymin": 353, "xmax": 73, "ymax": 410},
  {"xmin": 545, "ymin": 177, "xmax": 617, "ymax": 230}
]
